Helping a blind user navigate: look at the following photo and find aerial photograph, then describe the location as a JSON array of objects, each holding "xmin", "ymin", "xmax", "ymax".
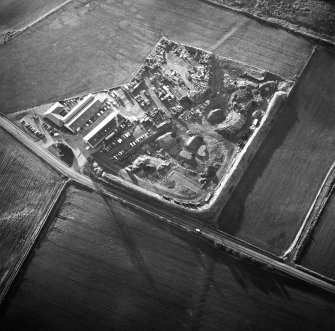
[{"xmin": 0, "ymin": 0, "xmax": 334, "ymax": 330}]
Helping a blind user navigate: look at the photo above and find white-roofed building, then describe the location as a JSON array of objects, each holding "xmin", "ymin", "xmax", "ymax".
[
  {"xmin": 83, "ymin": 112, "xmax": 125, "ymax": 148},
  {"xmin": 43, "ymin": 102, "xmax": 68, "ymax": 127},
  {"xmin": 65, "ymin": 98, "xmax": 102, "ymax": 133},
  {"xmin": 43, "ymin": 94, "xmax": 97, "ymax": 130},
  {"xmin": 62, "ymin": 94, "xmax": 95, "ymax": 124}
]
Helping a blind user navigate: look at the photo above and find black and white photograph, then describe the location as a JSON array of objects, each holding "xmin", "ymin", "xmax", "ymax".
[{"xmin": 0, "ymin": 1, "xmax": 335, "ymax": 330}]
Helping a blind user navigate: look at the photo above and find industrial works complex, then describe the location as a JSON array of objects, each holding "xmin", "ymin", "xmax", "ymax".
[
  {"xmin": 44, "ymin": 94, "xmax": 125, "ymax": 148},
  {"xmin": 17, "ymin": 38, "xmax": 289, "ymax": 210}
]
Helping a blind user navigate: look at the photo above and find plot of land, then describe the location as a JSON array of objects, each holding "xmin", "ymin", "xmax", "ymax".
[
  {"xmin": 218, "ymin": 47, "xmax": 335, "ymax": 256},
  {"xmin": 299, "ymin": 188, "xmax": 335, "ymax": 280},
  {"xmin": 0, "ymin": 127, "xmax": 63, "ymax": 296},
  {"xmin": 0, "ymin": 0, "xmax": 68, "ymax": 35},
  {"xmin": 204, "ymin": 0, "xmax": 335, "ymax": 42},
  {"xmin": 23, "ymin": 37, "xmax": 287, "ymax": 203},
  {"xmin": 1, "ymin": 186, "xmax": 335, "ymax": 331},
  {"xmin": 0, "ymin": 0, "xmax": 312, "ymax": 115}
]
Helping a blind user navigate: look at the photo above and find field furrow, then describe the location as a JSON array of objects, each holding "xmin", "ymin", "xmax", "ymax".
[
  {"xmin": 218, "ymin": 47, "xmax": 335, "ymax": 256},
  {"xmin": 0, "ymin": 127, "xmax": 62, "ymax": 295}
]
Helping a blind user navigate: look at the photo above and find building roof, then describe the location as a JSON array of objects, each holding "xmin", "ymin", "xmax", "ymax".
[
  {"xmin": 156, "ymin": 132, "xmax": 175, "ymax": 150},
  {"xmin": 185, "ymin": 135, "xmax": 202, "ymax": 150},
  {"xmin": 83, "ymin": 112, "xmax": 124, "ymax": 148},
  {"xmin": 43, "ymin": 102, "xmax": 67, "ymax": 127},
  {"xmin": 65, "ymin": 99, "xmax": 103, "ymax": 133},
  {"xmin": 44, "ymin": 102, "xmax": 64, "ymax": 115},
  {"xmin": 62, "ymin": 94, "xmax": 95, "ymax": 124},
  {"xmin": 43, "ymin": 94, "xmax": 96, "ymax": 128}
]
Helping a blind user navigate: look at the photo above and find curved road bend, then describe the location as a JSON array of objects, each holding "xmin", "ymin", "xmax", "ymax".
[{"xmin": 1, "ymin": 116, "xmax": 335, "ymax": 295}]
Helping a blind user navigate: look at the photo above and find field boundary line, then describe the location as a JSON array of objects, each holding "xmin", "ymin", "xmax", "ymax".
[
  {"xmin": 0, "ymin": 179, "xmax": 68, "ymax": 305},
  {"xmin": 285, "ymin": 163, "xmax": 335, "ymax": 262},
  {"xmin": 0, "ymin": 113, "xmax": 68, "ymax": 177},
  {"xmin": 2, "ymin": 39, "xmax": 335, "ymax": 295},
  {"xmin": 68, "ymin": 178, "xmax": 335, "ymax": 295},
  {"xmin": 296, "ymin": 265, "xmax": 335, "ymax": 286},
  {"xmin": 278, "ymin": 44, "xmax": 332, "ymax": 261},
  {"xmin": 0, "ymin": 0, "xmax": 75, "ymax": 46},
  {"xmin": 201, "ymin": 0, "xmax": 335, "ymax": 49},
  {"xmin": 1, "ymin": 113, "xmax": 39, "ymax": 143}
]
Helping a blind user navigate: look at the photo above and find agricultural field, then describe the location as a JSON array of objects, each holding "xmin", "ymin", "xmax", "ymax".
[
  {"xmin": 0, "ymin": 127, "xmax": 63, "ymax": 297},
  {"xmin": 0, "ymin": 0, "xmax": 67, "ymax": 35},
  {"xmin": 1, "ymin": 186, "xmax": 334, "ymax": 330},
  {"xmin": 0, "ymin": 0, "xmax": 312, "ymax": 115},
  {"xmin": 217, "ymin": 47, "xmax": 335, "ymax": 256},
  {"xmin": 204, "ymin": 0, "xmax": 335, "ymax": 42},
  {"xmin": 0, "ymin": 0, "xmax": 334, "ymax": 329},
  {"xmin": 298, "ymin": 189, "xmax": 335, "ymax": 280}
]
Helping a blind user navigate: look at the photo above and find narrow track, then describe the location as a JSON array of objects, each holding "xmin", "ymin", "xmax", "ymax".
[{"xmin": 1, "ymin": 113, "xmax": 335, "ymax": 297}]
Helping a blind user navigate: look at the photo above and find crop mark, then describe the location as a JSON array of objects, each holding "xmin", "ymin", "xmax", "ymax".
[{"xmin": 101, "ymin": 193, "xmax": 156, "ymax": 288}]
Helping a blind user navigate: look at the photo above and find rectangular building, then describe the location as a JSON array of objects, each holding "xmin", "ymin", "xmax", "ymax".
[
  {"xmin": 43, "ymin": 102, "xmax": 68, "ymax": 127},
  {"xmin": 62, "ymin": 94, "xmax": 95, "ymax": 124},
  {"xmin": 43, "ymin": 94, "xmax": 95, "ymax": 129},
  {"xmin": 65, "ymin": 99, "xmax": 103, "ymax": 133},
  {"xmin": 83, "ymin": 112, "xmax": 125, "ymax": 148}
]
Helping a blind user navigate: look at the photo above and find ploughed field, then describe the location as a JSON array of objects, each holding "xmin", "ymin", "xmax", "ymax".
[
  {"xmin": 0, "ymin": 0, "xmax": 67, "ymax": 35},
  {"xmin": 218, "ymin": 47, "xmax": 335, "ymax": 256},
  {"xmin": 0, "ymin": 127, "xmax": 62, "ymax": 296},
  {"xmin": 299, "ymin": 187, "xmax": 335, "ymax": 280},
  {"xmin": 1, "ymin": 186, "xmax": 335, "ymax": 331},
  {"xmin": 0, "ymin": 0, "xmax": 312, "ymax": 115},
  {"xmin": 0, "ymin": 0, "xmax": 335, "ymax": 329}
]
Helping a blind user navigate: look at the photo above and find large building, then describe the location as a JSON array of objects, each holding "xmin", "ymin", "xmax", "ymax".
[
  {"xmin": 43, "ymin": 94, "xmax": 102, "ymax": 132},
  {"xmin": 43, "ymin": 102, "xmax": 68, "ymax": 127},
  {"xmin": 65, "ymin": 99, "xmax": 102, "ymax": 133},
  {"xmin": 83, "ymin": 112, "xmax": 125, "ymax": 148}
]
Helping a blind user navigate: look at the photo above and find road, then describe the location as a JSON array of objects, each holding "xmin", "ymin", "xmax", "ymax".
[{"xmin": 1, "ymin": 114, "xmax": 335, "ymax": 296}]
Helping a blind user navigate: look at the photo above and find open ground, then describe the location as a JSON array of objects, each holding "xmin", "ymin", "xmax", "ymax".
[
  {"xmin": 0, "ymin": 0, "xmax": 68, "ymax": 35},
  {"xmin": 203, "ymin": 0, "xmax": 335, "ymax": 44},
  {"xmin": 0, "ymin": 0, "xmax": 327, "ymax": 270},
  {"xmin": 0, "ymin": 127, "xmax": 63, "ymax": 298},
  {"xmin": 0, "ymin": 0, "xmax": 312, "ymax": 115},
  {"xmin": 1, "ymin": 0, "xmax": 335, "ymax": 328},
  {"xmin": 1, "ymin": 186, "xmax": 335, "ymax": 331},
  {"xmin": 217, "ymin": 47, "xmax": 335, "ymax": 256},
  {"xmin": 16, "ymin": 38, "xmax": 289, "ymax": 206}
]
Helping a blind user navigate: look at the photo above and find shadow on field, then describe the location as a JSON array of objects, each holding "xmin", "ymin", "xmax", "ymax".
[
  {"xmin": 93, "ymin": 180, "xmax": 295, "ymax": 304},
  {"xmin": 214, "ymin": 252, "xmax": 291, "ymax": 301},
  {"xmin": 216, "ymin": 97, "xmax": 298, "ymax": 236},
  {"xmin": 101, "ymin": 194, "xmax": 157, "ymax": 288},
  {"xmin": 185, "ymin": 238, "xmax": 293, "ymax": 306}
]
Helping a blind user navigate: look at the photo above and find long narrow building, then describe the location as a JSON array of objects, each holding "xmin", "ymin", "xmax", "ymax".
[
  {"xmin": 43, "ymin": 94, "xmax": 102, "ymax": 132},
  {"xmin": 83, "ymin": 112, "xmax": 125, "ymax": 148},
  {"xmin": 65, "ymin": 98, "xmax": 102, "ymax": 133}
]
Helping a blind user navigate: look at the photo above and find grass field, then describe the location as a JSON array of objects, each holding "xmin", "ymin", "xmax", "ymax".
[
  {"xmin": 0, "ymin": 127, "xmax": 63, "ymax": 296},
  {"xmin": 0, "ymin": 0, "xmax": 312, "ymax": 114},
  {"xmin": 1, "ymin": 185, "xmax": 335, "ymax": 331},
  {"xmin": 204, "ymin": 0, "xmax": 335, "ymax": 42},
  {"xmin": 0, "ymin": 0, "xmax": 68, "ymax": 35},
  {"xmin": 299, "ymin": 189, "xmax": 335, "ymax": 280},
  {"xmin": 217, "ymin": 47, "xmax": 335, "ymax": 256}
]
